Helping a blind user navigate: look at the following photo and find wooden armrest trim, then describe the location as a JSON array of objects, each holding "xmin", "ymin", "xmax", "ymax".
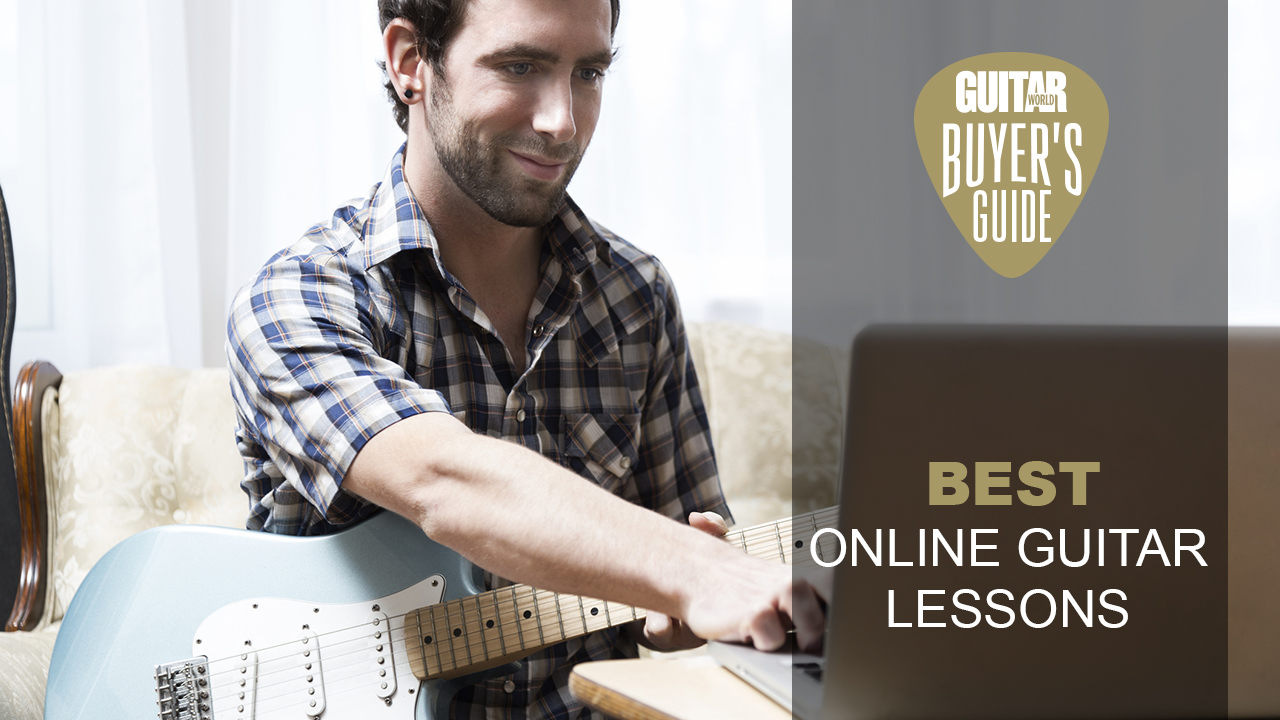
[{"xmin": 6, "ymin": 360, "xmax": 62, "ymax": 632}]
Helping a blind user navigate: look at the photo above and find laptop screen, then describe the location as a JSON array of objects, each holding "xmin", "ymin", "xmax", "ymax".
[{"xmin": 820, "ymin": 325, "xmax": 1226, "ymax": 719}]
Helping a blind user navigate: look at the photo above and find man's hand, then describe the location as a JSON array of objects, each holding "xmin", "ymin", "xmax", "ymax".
[
  {"xmin": 640, "ymin": 511, "xmax": 829, "ymax": 654},
  {"xmin": 676, "ymin": 518, "xmax": 829, "ymax": 654},
  {"xmin": 638, "ymin": 512, "xmax": 731, "ymax": 651}
]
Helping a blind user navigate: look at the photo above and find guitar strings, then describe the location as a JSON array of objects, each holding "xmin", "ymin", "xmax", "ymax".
[
  {"xmin": 206, "ymin": 583, "xmax": 648, "ymax": 708},
  {"xmin": 204, "ymin": 504, "xmax": 844, "ymax": 712},
  {"xmin": 198, "ymin": 509, "xmax": 843, "ymax": 697},
  {"xmin": 206, "ymin": 552, "xmax": 839, "ymax": 709},
  {"xmin": 209, "ymin": 544, "xmax": 845, "ymax": 712},
  {"xmin": 199, "ymin": 582, "xmax": 599, "ymax": 686},
  {"xmin": 196, "ymin": 508, "xmax": 836, "ymax": 672},
  {"xmin": 204, "ymin": 538, "xmax": 841, "ymax": 697},
  {"xmin": 202, "ymin": 511, "xmax": 842, "ymax": 695},
  {"xmin": 202, "ymin": 576, "xmax": 638, "ymax": 690},
  {"xmin": 211, "ymin": 660, "xmax": 423, "ymax": 718}
]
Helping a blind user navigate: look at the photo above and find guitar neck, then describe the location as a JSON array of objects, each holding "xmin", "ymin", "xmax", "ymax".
[{"xmin": 404, "ymin": 505, "xmax": 840, "ymax": 680}]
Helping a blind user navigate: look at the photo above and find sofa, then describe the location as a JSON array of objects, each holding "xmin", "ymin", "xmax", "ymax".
[{"xmin": 0, "ymin": 321, "xmax": 847, "ymax": 720}]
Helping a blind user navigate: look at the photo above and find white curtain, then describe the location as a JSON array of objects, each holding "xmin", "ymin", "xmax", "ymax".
[
  {"xmin": 1229, "ymin": 0, "xmax": 1280, "ymax": 325},
  {"xmin": 2, "ymin": 0, "xmax": 205, "ymax": 370},
  {"xmin": 570, "ymin": 0, "xmax": 793, "ymax": 333},
  {"xmin": 0, "ymin": 0, "xmax": 792, "ymax": 373}
]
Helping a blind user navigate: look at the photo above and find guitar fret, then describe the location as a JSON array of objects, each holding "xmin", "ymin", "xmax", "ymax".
[
  {"xmin": 532, "ymin": 590, "xmax": 547, "ymax": 646},
  {"xmin": 499, "ymin": 586, "xmax": 519, "ymax": 653},
  {"xmin": 443, "ymin": 599, "xmax": 469, "ymax": 670},
  {"xmin": 495, "ymin": 586, "xmax": 518, "ymax": 654},
  {"xmin": 781, "ymin": 520, "xmax": 796, "ymax": 564},
  {"xmin": 773, "ymin": 522, "xmax": 786, "ymax": 563},
  {"xmin": 411, "ymin": 609, "xmax": 427, "ymax": 678},
  {"xmin": 513, "ymin": 587, "xmax": 544, "ymax": 650},
  {"xmin": 809, "ymin": 513, "xmax": 824, "ymax": 563},
  {"xmin": 544, "ymin": 590, "xmax": 564, "ymax": 643},
  {"xmin": 460, "ymin": 598, "xmax": 476, "ymax": 667},
  {"xmin": 783, "ymin": 517, "xmax": 793, "ymax": 563},
  {"xmin": 580, "ymin": 596, "xmax": 608, "ymax": 632},
  {"xmin": 558, "ymin": 593, "xmax": 582, "ymax": 637},
  {"xmin": 472, "ymin": 595, "xmax": 490, "ymax": 662},
  {"xmin": 742, "ymin": 527, "xmax": 776, "ymax": 562},
  {"xmin": 603, "ymin": 600, "xmax": 630, "ymax": 625},
  {"xmin": 428, "ymin": 604, "xmax": 445, "ymax": 675},
  {"xmin": 576, "ymin": 595, "xmax": 589, "ymax": 636},
  {"xmin": 471, "ymin": 598, "xmax": 488, "ymax": 661},
  {"xmin": 553, "ymin": 591, "xmax": 567, "ymax": 643},
  {"xmin": 481, "ymin": 592, "xmax": 503, "ymax": 657},
  {"xmin": 496, "ymin": 591, "xmax": 508, "ymax": 655},
  {"xmin": 527, "ymin": 590, "xmax": 547, "ymax": 644}
]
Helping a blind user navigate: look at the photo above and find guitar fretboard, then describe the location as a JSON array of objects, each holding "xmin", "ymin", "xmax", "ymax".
[{"xmin": 404, "ymin": 506, "xmax": 840, "ymax": 679}]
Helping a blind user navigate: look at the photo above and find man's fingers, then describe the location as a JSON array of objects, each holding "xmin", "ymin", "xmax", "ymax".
[
  {"xmin": 746, "ymin": 605, "xmax": 789, "ymax": 651},
  {"xmin": 788, "ymin": 581, "xmax": 827, "ymax": 653},
  {"xmin": 646, "ymin": 612, "xmax": 674, "ymax": 645},
  {"xmin": 689, "ymin": 511, "xmax": 729, "ymax": 537},
  {"xmin": 742, "ymin": 580, "xmax": 827, "ymax": 653}
]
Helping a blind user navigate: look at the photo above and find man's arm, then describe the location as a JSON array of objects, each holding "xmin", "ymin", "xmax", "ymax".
[
  {"xmin": 344, "ymin": 412, "xmax": 825, "ymax": 651},
  {"xmin": 228, "ymin": 236, "xmax": 822, "ymax": 649}
]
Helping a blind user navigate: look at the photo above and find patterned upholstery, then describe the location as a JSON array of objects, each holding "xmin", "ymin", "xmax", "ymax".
[
  {"xmin": 0, "ymin": 627, "xmax": 57, "ymax": 718},
  {"xmin": 0, "ymin": 321, "xmax": 847, "ymax": 720}
]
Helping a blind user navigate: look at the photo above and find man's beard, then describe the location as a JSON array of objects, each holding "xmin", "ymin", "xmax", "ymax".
[{"xmin": 428, "ymin": 77, "xmax": 584, "ymax": 228}]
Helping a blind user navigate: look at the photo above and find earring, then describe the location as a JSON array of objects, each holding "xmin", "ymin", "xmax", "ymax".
[{"xmin": 404, "ymin": 88, "xmax": 414, "ymax": 99}]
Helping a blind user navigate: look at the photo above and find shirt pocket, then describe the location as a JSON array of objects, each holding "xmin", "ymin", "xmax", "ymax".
[{"xmin": 564, "ymin": 413, "xmax": 641, "ymax": 498}]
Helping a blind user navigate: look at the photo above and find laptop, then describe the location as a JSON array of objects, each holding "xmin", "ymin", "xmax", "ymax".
[
  {"xmin": 716, "ymin": 325, "xmax": 1256, "ymax": 718},
  {"xmin": 709, "ymin": 636, "xmax": 823, "ymax": 720}
]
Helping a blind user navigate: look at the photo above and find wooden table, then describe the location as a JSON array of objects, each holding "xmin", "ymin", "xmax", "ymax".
[{"xmin": 569, "ymin": 656, "xmax": 791, "ymax": 720}]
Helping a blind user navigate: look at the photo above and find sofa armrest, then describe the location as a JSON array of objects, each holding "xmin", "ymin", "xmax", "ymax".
[{"xmin": 5, "ymin": 360, "xmax": 62, "ymax": 632}]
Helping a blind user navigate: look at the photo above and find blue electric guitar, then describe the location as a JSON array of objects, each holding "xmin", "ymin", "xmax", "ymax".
[{"xmin": 43, "ymin": 506, "xmax": 839, "ymax": 720}]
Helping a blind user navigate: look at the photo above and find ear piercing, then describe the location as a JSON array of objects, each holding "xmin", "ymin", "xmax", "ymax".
[{"xmin": 404, "ymin": 88, "xmax": 414, "ymax": 99}]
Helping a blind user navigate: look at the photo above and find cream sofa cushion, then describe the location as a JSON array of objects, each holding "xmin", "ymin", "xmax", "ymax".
[
  {"xmin": 687, "ymin": 322, "xmax": 846, "ymax": 527},
  {"xmin": 45, "ymin": 366, "xmax": 245, "ymax": 623},
  {"xmin": 687, "ymin": 322, "xmax": 793, "ymax": 527},
  {"xmin": 0, "ymin": 626, "xmax": 58, "ymax": 720},
  {"xmin": 793, "ymin": 333, "xmax": 849, "ymax": 515}
]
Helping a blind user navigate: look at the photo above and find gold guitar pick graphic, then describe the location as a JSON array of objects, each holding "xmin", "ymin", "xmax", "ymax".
[{"xmin": 915, "ymin": 53, "xmax": 1108, "ymax": 278}]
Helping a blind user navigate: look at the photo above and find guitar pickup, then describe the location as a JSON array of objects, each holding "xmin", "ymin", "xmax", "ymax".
[
  {"xmin": 368, "ymin": 610, "xmax": 397, "ymax": 701},
  {"xmin": 298, "ymin": 629, "xmax": 326, "ymax": 718},
  {"xmin": 233, "ymin": 650, "xmax": 258, "ymax": 718}
]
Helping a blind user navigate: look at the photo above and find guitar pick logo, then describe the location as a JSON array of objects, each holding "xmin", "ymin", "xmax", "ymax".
[{"xmin": 915, "ymin": 53, "xmax": 1108, "ymax": 278}]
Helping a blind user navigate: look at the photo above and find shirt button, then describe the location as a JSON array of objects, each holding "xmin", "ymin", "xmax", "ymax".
[
  {"xmin": 620, "ymin": 456, "xmax": 632, "ymax": 470},
  {"xmin": 532, "ymin": 323, "xmax": 545, "ymax": 338},
  {"xmin": 503, "ymin": 680, "xmax": 515, "ymax": 694},
  {"xmin": 516, "ymin": 410, "xmax": 526, "ymax": 422}
]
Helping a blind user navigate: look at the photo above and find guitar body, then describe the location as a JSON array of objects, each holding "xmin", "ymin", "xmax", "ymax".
[
  {"xmin": 44, "ymin": 503, "xmax": 835, "ymax": 720},
  {"xmin": 45, "ymin": 511, "xmax": 486, "ymax": 720}
]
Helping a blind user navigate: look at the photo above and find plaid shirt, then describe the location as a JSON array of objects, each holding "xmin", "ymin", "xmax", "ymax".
[{"xmin": 226, "ymin": 146, "xmax": 731, "ymax": 719}]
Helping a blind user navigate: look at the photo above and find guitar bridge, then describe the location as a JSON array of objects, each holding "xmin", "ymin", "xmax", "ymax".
[{"xmin": 155, "ymin": 657, "xmax": 214, "ymax": 720}]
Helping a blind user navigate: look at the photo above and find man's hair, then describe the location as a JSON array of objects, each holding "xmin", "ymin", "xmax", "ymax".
[{"xmin": 378, "ymin": 0, "xmax": 621, "ymax": 133}]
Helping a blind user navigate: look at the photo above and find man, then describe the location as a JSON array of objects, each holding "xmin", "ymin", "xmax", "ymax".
[{"xmin": 226, "ymin": 0, "xmax": 824, "ymax": 716}]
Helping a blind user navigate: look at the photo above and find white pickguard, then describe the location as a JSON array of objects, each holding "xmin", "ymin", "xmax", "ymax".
[{"xmin": 189, "ymin": 574, "xmax": 446, "ymax": 720}]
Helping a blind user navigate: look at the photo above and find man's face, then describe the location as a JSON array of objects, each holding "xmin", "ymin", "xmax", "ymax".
[{"xmin": 426, "ymin": 0, "xmax": 614, "ymax": 227}]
